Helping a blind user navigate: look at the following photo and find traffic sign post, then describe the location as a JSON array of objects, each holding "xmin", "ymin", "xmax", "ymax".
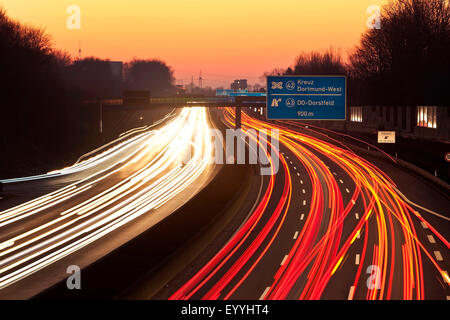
[
  {"xmin": 266, "ymin": 75, "xmax": 346, "ymax": 120},
  {"xmin": 378, "ymin": 131, "xmax": 396, "ymax": 144}
]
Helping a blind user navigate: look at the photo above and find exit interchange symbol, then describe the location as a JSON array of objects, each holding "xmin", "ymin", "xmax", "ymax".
[
  {"xmin": 271, "ymin": 98, "xmax": 281, "ymax": 107},
  {"xmin": 271, "ymin": 82, "xmax": 283, "ymax": 90}
]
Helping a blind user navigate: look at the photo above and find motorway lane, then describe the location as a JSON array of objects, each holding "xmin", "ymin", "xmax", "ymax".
[
  {"xmin": 280, "ymin": 120, "xmax": 450, "ymax": 299},
  {"xmin": 0, "ymin": 107, "xmax": 218, "ymax": 299},
  {"xmin": 0, "ymin": 111, "xmax": 177, "ymax": 209},
  {"xmin": 167, "ymin": 108, "xmax": 449, "ymax": 300}
]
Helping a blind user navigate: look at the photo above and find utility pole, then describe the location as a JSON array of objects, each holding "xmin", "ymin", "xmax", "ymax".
[
  {"xmin": 98, "ymin": 99, "xmax": 103, "ymax": 144},
  {"xmin": 198, "ymin": 70, "xmax": 203, "ymax": 89},
  {"xmin": 78, "ymin": 40, "xmax": 82, "ymax": 60}
]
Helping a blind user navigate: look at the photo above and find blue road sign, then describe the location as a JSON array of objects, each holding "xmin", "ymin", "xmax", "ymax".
[{"xmin": 266, "ymin": 76, "xmax": 346, "ymax": 120}]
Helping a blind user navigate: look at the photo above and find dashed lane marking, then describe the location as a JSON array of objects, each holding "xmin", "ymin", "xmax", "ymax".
[
  {"xmin": 281, "ymin": 255, "xmax": 289, "ymax": 266},
  {"xmin": 296, "ymin": 172, "xmax": 300, "ymax": 176},
  {"xmin": 303, "ymin": 200, "xmax": 307, "ymax": 206},
  {"xmin": 293, "ymin": 231, "xmax": 299, "ymax": 240},
  {"xmin": 300, "ymin": 214, "xmax": 305, "ymax": 221},
  {"xmin": 300, "ymin": 180, "xmax": 304, "ymax": 184},
  {"xmin": 302, "ymin": 189, "xmax": 306, "ymax": 194},
  {"xmin": 434, "ymin": 251, "xmax": 443, "ymax": 261},
  {"xmin": 351, "ymin": 200, "xmax": 356, "ymax": 205},
  {"xmin": 348, "ymin": 286, "xmax": 355, "ymax": 300},
  {"xmin": 259, "ymin": 287, "xmax": 271, "ymax": 300},
  {"xmin": 442, "ymin": 271, "xmax": 449, "ymax": 285},
  {"xmin": 345, "ymin": 188, "xmax": 350, "ymax": 193},
  {"xmin": 355, "ymin": 254, "xmax": 360, "ymax": 265},
  {"xmin": 427, "ymin": 235, "xmax": 436, "ymax": 244},
  {"xmin": 355, "ymin": 213, "xmax": 360, "ymax": 220},
  {"xmin": 421, "ymin": 221, "xmax": 428, "ymax": 229},
  {"xmin": 339, "ymin": 179, "xmax": 344, "ymax": 184}
]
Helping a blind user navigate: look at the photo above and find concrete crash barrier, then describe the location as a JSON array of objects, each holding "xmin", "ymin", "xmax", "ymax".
[{"xmin": 35, "ymin": 163, "xmax": 252, "ymax": 299}]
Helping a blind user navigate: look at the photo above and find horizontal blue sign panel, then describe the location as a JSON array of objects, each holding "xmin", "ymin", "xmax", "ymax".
[
  {"xmin": 216, "ymin": 89, "xmax": 249, "ymax": 96},
  {"xmin": 266, "ymin": 76, "xmax": 346, "ymax": 120},
  {"xmin": 229, "ymin": 92, "xmax": 266, "ymax": 97}
]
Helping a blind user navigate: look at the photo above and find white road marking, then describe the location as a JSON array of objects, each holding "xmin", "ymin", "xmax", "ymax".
[
  {"xmin": 290, "ymin": 161, "xmax": 293, "ymax": 164},
  {"xmin": 357, "ymin": 231, "xmax": 361, "ymax": 239},
  {"xmin": 300, "ymin": 214, "xmax": 305, "ymax": 221},
  {"xmin": 333, "ymin": 172, "xmax": 337, "ymax": 176},
  {"xmin": 296, "ymin": 172, "xmax": 300, "ymax": 176},
  {"xmin": 345, "ymin": 188, "xmax": 350, "ymax": 193},
  {"xmin": 294, "ymin": 167, "xmax": 297, "ymax": 170},
  {"xmin": 300, "ymin": 180, "xmax": 304, "ymax": 184},
  {"xmin": 302, "ymin": 189, "xmax": 306, "ymax": 194},
  {"xmin": 303, "ymin": 200, "xmax": 306, "ymax": 206},
  {"xmin": 355, "ymin": 254, "xmax": 360, "ymax": 265},
  {"xmin": 259, "ymin": 287, "xmax": 271, "ymax": 300},
  {"xmin": 434, "ymin": 251, "xmax": 443, "ymax": 261},
  {"xmin": 348, "ymin": 286, "xmax": 355, "ymax": 300},
  {"xmin": 355, "ymin": 213, "xmax": 360, "ymax": 220},
  {"xmin": 427, "ymin": 235, "xmax": 436, "ymax": 244},
  {"xmin": 392, "ymin": 186, "xmax": 450, "ymax": 222},
  {"xmin": 293, "ymin": 231, "xmax": 299, "ymax": 239},
  {"xmin": 442, "ymin": 271, "xmax": 449, "ymax": 285},
  {"xmin": 351, "ymin": 200, "xmax": 356, "ymax": 205},
  {"xmin": 281, "ymin": 255, "xmax": 289, "ymax": 266},
  {"xmin": 339, "ymin": 179, "xmax": 344, "ymax": 184},
  {"xmin": 421, "ymin": 221, "xmax": 428, "ymax": 229}
]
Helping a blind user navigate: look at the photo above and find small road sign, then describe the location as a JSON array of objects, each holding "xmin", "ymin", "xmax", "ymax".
[
  {"xmin": 378, "ymin": 131, "xmax": 396, "ymax": 144},
  {"xmin": 266, "ymin": 75, "xmax": 346, "ymax": 120}
]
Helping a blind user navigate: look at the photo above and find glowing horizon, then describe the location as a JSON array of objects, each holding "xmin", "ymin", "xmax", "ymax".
[{"xmin": 1, "ymin": 0, "xmax": 387, "ymax": 87}]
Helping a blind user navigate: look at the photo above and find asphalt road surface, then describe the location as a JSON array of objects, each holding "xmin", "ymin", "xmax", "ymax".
[
  {"xmin": 162, "ymin": 108, "xmax": 449, "ymax": 300},
  {"xmin": 0, "ymin": 107, "xmax": 218, "ymax": 299},
  {"xmin": 0, "ymin": 106, "xmax": 448, "ymax": 300}
]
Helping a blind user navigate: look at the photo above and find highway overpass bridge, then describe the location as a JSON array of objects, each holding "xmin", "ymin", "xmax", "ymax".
[{"xmin": 97, "ymin": 96, "xmax": 267, "ymax": 128}]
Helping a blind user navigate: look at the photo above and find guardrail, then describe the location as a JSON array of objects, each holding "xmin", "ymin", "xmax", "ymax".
[{"xmin": 75, "ymin": 109, "xmax": 176, "ymax": 164}]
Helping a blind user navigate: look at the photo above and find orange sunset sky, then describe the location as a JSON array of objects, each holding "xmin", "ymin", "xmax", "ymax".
[{"xmin": 1, "ymin": 0, "xmax": 387, "ymax": 87}]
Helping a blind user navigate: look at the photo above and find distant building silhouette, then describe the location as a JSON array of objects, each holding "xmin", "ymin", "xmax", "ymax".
[{"xmin": 231, "ymin": 79, "xmax": 248, "ymax": 92}]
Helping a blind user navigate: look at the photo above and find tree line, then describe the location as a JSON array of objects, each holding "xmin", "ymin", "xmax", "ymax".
[
  {"xmin": 0, "ymin": 7, "xmax": 175, "ymax": 178},
  {"xmin": 264, "ymin": 0, "xmax": 450, "ymax": 107}
]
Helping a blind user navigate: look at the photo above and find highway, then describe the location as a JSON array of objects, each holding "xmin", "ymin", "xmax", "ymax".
[
  {"xmin": 164, "ymin": 107, "xmax": 449, "ymax": 300},
  {"xmin": 0, "ymin": 107, "xmax": 217, "ymax": 299},
  {"xmin": 0, "ymin": 105, "xmax": 448, "ymax": 300}
]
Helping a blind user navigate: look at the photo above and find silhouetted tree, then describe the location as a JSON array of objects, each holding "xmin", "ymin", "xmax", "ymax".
[
  {"xmin": 0, "ymin": 8, "xmax": 64, "ymax": 160},
  {"xmin": 262, "ymin": 68, "xmax": 287, "ymax": 79},
  {"xmin": 350, "ymin": 0, "xmax": 450, "ymax": 105},
  {"xmin": 0, "ymin": 8, "xmax": 99, "ymax": 178},
  {"xmin": 124, "ymin": 59, "xmax": 174, "ymax": 96},
  {"xmin": 63, "ymin": 57, "xmax": 123, "ymax": 99},
  {"xmin": 290, "ymin": 48, "xmax": 347, "ymax": 75},
  {"xmin": 262, "ymin": 49, "xmax": 347, "ymax": 78}
]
